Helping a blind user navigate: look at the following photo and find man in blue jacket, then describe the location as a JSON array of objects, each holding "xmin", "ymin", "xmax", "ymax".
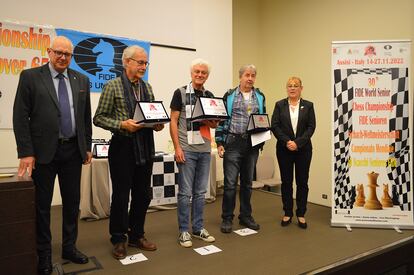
[{"xmin": 215, "ymin": 64, "xmax": 266, "ymax": 233}]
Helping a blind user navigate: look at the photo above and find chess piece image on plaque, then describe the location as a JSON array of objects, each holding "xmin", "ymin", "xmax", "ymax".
[
  {"xmin": 380, "ymin": 184, "xmax": 393, "ymax": 208},
  {"xmin": 354, "ymin": 184, "xmax": 365, "ymax": 207},
  {"xmin": 364, "ymin": 171, "xmax": 383, "ymax": 210}
]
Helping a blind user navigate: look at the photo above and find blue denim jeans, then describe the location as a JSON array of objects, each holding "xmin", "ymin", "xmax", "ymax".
[
  {"xmin": 177, "ymin": 151, "xmax": 211, "ymax": 233},
  {"xmin": 222, "ymin": 134, "xmax": 259, "ymax": 221}
]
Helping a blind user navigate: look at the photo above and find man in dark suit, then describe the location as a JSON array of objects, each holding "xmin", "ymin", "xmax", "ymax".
[{"xmin": 13, "ymin": 36, "xmax": 92, "ymax": 275}]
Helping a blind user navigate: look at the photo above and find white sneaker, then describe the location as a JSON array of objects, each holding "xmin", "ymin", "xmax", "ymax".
[
  {"xmin": 192, "ymin": 228, "xmax": 215, "ymax": 243},
  {"xmin": 178, "ymin": 232, "xmax": 192, "ymax": 248}
]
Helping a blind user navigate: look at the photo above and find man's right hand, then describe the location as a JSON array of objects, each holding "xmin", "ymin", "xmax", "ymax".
[
  {"xmin": 121, "ymin": 119, "xmax": 145, "ymax": 133},
  {"xmin": 217, "ymin": 145, "xmax": 225, "ymax": 158},
  {"xmin": 18, "ymin": 156, "xmax": 35, "ymax": 177}
]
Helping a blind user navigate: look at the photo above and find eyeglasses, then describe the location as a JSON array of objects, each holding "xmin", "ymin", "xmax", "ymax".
[
  {"xmin": 50, "ymin": 49, "xmax": 73, "ymax": 58},
  {"xmin": 130, "ymin": 58, "xmax": 149, "ymax": 67}
]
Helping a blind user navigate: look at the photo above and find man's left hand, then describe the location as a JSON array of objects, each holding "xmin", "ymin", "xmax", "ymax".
[{"xmin": 83, "ymin": 151, "xmax": 92, "ymax": 165}]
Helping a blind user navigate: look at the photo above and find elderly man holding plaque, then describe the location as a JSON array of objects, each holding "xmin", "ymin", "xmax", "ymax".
[
  {"xmin": 93, "ymin": 45, "xmax": 164, "ymax": 259},
  {"xmin": 215, "ymin": 64, "xmax": 266, "ymax": 233},
  {"xmin": 170, "ymin": 58, "xmax": 220, "ymax": 248}
]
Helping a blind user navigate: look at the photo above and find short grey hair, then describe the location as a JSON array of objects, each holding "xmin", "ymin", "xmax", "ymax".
[
  {"xmin": 122, "ymin": 45, "xmax": 147, "ymax": 67},
  {"xmin": 239, "ymin": 64, "xmax": 257, "ymax": 78},
  {"xmin": 190, "ymin": 58, "xmax": 211, "ymax": 74}
]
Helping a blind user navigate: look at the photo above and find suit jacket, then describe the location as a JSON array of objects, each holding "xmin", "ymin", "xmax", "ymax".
[
  {"xmin": 13, "ymin": 63, "xmax": 92, "ymax": 164},
  {"xmin": 271, "ymin": 98, "xmax": 316, "ymax": 151}
]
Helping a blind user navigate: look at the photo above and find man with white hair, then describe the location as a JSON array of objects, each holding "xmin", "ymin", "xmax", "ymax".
[
  {"xmin": 94, "ymin": 45, "xmax": 164, "ymax": 259},
  {"xmin": 170, "ymin": 58, "xmax": 219, "ymax": 248}
]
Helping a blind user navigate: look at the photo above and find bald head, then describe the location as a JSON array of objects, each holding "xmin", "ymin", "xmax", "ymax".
[
  {"xmin": 47, "ymin": 36, "xmax": 74, "ymax": 73},
  {"xmin": 51, "ymin": 36, "xmax": 73, "ymax": 52}
]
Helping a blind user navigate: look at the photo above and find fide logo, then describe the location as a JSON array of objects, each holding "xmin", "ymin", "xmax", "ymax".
[{"xmin": 72, "ymin": 37, "xmax": 128, "ymax": 90}]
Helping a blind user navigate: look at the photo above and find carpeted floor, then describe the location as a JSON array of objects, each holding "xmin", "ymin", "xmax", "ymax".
[{"xmin": 49, "ymin": 190, "xmax": 414, "ymax": 275}]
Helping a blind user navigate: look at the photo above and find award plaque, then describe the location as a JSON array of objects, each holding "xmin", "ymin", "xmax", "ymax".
[
  {"xmin": 92, "ymin": 139, "xmax": 110, "ymax": 158},
  {"xmin": 191, "ymin": 96, "xmax": 229, "ymax": 122},
  {"xmin": 247, "ymin": 114, "xmax": 270, "ymax": 133},
  {"xmin": 133, "ymin": 101, "xmax": 170, "ymax": 126}
]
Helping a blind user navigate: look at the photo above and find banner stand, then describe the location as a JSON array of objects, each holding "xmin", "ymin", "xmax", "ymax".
[{"xmin": 331, "ymin": 40, "xmax": 413, "ymax": 230}]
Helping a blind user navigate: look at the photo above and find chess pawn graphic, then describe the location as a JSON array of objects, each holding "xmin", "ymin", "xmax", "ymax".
[
  {"xmin": 354, "ymin": 184, "xmax": 365, "ymax": 207},
  {"xmin": 364, "ymin": 171, "xmax": 383, "ymax": 210},
  {"xmin": 380, "ymin": 184, "xmax": 393, "ymax": 208},
  {"xmin": 392, "ymin": 185, "xmax": 400, "ymax": 206}
]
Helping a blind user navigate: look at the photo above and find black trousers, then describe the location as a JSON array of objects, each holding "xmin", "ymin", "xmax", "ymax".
[
  {"xmin": 108, "ymin": 135, "xmax": 153, "ymax": 244},
  {"xmin": 32, "ymin": 140, "xmax": 82, "ymax": 256},
  {"xmin": 276, "ymin": 147, "xmax": 312, "ymax": 217}
]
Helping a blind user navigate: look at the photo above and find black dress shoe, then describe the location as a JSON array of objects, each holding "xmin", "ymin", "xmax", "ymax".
[
  {"xmin": 297, "ymin": 217, "xmax": 308, "ymax": 229},
  {"xmin": 220, "ymin": 219, "xmax": 233, "ymax": 233},
  {"xmin": 62, "ymin": 248, "xmax": 89, "ymax": 264},
  {"xmin": 281, "ymin": 217, "xmax": 292, "ymax": 227},
  {"xmin": 38, "ymin": 255, "xmax": 53, "ymax": 275},
  {"xmin": 239, "ymin": 216, "xmax": 260, "ymax": 230}
]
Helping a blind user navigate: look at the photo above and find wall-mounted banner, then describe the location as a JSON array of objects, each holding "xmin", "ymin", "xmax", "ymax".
[
  {"xmin": 55, "ymin": 29, "xmax": 150, "ymax": 91},
  {"xmin": 0, "ymin": 21, "xmax": 54, "ymax": 129},
  {"xmin": 0, "ymin": 20, "xmax": 150, "ymax": 129},
  {"xmin": 331, "ymin": 40, "xmax": 413, "ymax": 229}
]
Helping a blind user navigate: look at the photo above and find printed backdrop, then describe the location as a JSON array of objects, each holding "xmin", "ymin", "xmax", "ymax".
[
  {"xmin": 331, "ymin": 40, "xmax": 413, "ymax": 229},
  {"xmin": 0, "ymin": 20, "xmax": 150, "ymax": 128}
]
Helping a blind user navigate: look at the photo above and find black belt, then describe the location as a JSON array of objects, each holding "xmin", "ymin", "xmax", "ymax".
[
  {"xmin": 58, "ymin": 136, "xmax": 77, "ymax": 144},
  {"xmin": 228, "ymin": 132, "xmax": 249, "ymax": 139}
]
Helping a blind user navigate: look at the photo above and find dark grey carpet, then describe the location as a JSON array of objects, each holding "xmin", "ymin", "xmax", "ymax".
[{"xmin": 50, "ymin": 190, "xmax": 414, "ymax": 275}]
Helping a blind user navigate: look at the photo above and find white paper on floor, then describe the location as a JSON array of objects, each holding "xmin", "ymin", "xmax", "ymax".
[
  {"xmin": 233, "ymin": 228, "xmax": 258, "ymax": 236},
  {"xmin": 194, "ymin": 245, "xmax": 222, "ymax": 255},
  {"xmin": 120, "ymin": 253, "xmax": 148, "ymax": 265}
]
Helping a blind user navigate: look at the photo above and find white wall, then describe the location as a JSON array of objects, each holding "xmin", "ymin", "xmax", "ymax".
[{"xmin": 0, "ymin": 0, "xmax": 232, "ymax": 205}]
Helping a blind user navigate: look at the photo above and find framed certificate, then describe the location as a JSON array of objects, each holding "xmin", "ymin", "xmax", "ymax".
[
  {"xmin": 191, "ymin": 96, "xmax": 229, "ymax": 122},
  {"xmin": 247, "ymin": 114, "xmax": 270, "ymax": 133},
  {"xmin": 133, "ymin": 101, "xmax": 170, "ymax": 126}
]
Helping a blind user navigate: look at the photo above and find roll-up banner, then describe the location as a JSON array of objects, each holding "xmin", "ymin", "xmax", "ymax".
[{"xmin": 332, "ymin": 40, "xmax": 413, "ymax": 229}]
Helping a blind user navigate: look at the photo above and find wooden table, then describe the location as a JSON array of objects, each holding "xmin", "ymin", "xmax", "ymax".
[{"xmin": 0, "ymin": 174, "xmax": 36, "ymax": 274}]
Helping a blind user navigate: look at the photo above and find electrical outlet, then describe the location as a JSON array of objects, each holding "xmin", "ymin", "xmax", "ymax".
[{"xmin": 322, "ymin": 194, "xmax": 328, "ymax": 199}]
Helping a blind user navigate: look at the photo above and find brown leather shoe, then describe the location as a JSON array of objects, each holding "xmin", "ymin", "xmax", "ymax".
[
  {"xmin": 112, "ymin": 242, "xmax": 127, "ymax": 259},
  {"xmin": 129, "ymin": 237, "xmax": 157, "ymax": 251}
]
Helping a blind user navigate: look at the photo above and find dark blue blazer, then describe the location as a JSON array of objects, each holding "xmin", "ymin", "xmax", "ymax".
[{"xmin": 13, "ymin": 63, "xmax": 92, "ymax": 164}]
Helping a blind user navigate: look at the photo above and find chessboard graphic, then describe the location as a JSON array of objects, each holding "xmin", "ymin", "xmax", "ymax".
[
  {"xmin": 333, "ymin": 68, "xmax": 411, "ymax": 211},
  {"xmin": 386, "ymin": 68, "xmax": 411, "ymax": 211},
  {"xmin": 333, "ymin": 68, "xmax": 354, "ymax": 209},
  {"xmin": 150, "ymin": 153, "xmax": 179, "ymax": 206}
]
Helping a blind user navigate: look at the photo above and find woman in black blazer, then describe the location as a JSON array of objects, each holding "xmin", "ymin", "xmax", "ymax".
[{"xmin": 271, "ymin": 77, "xmax": 316, "ymax": 229}]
